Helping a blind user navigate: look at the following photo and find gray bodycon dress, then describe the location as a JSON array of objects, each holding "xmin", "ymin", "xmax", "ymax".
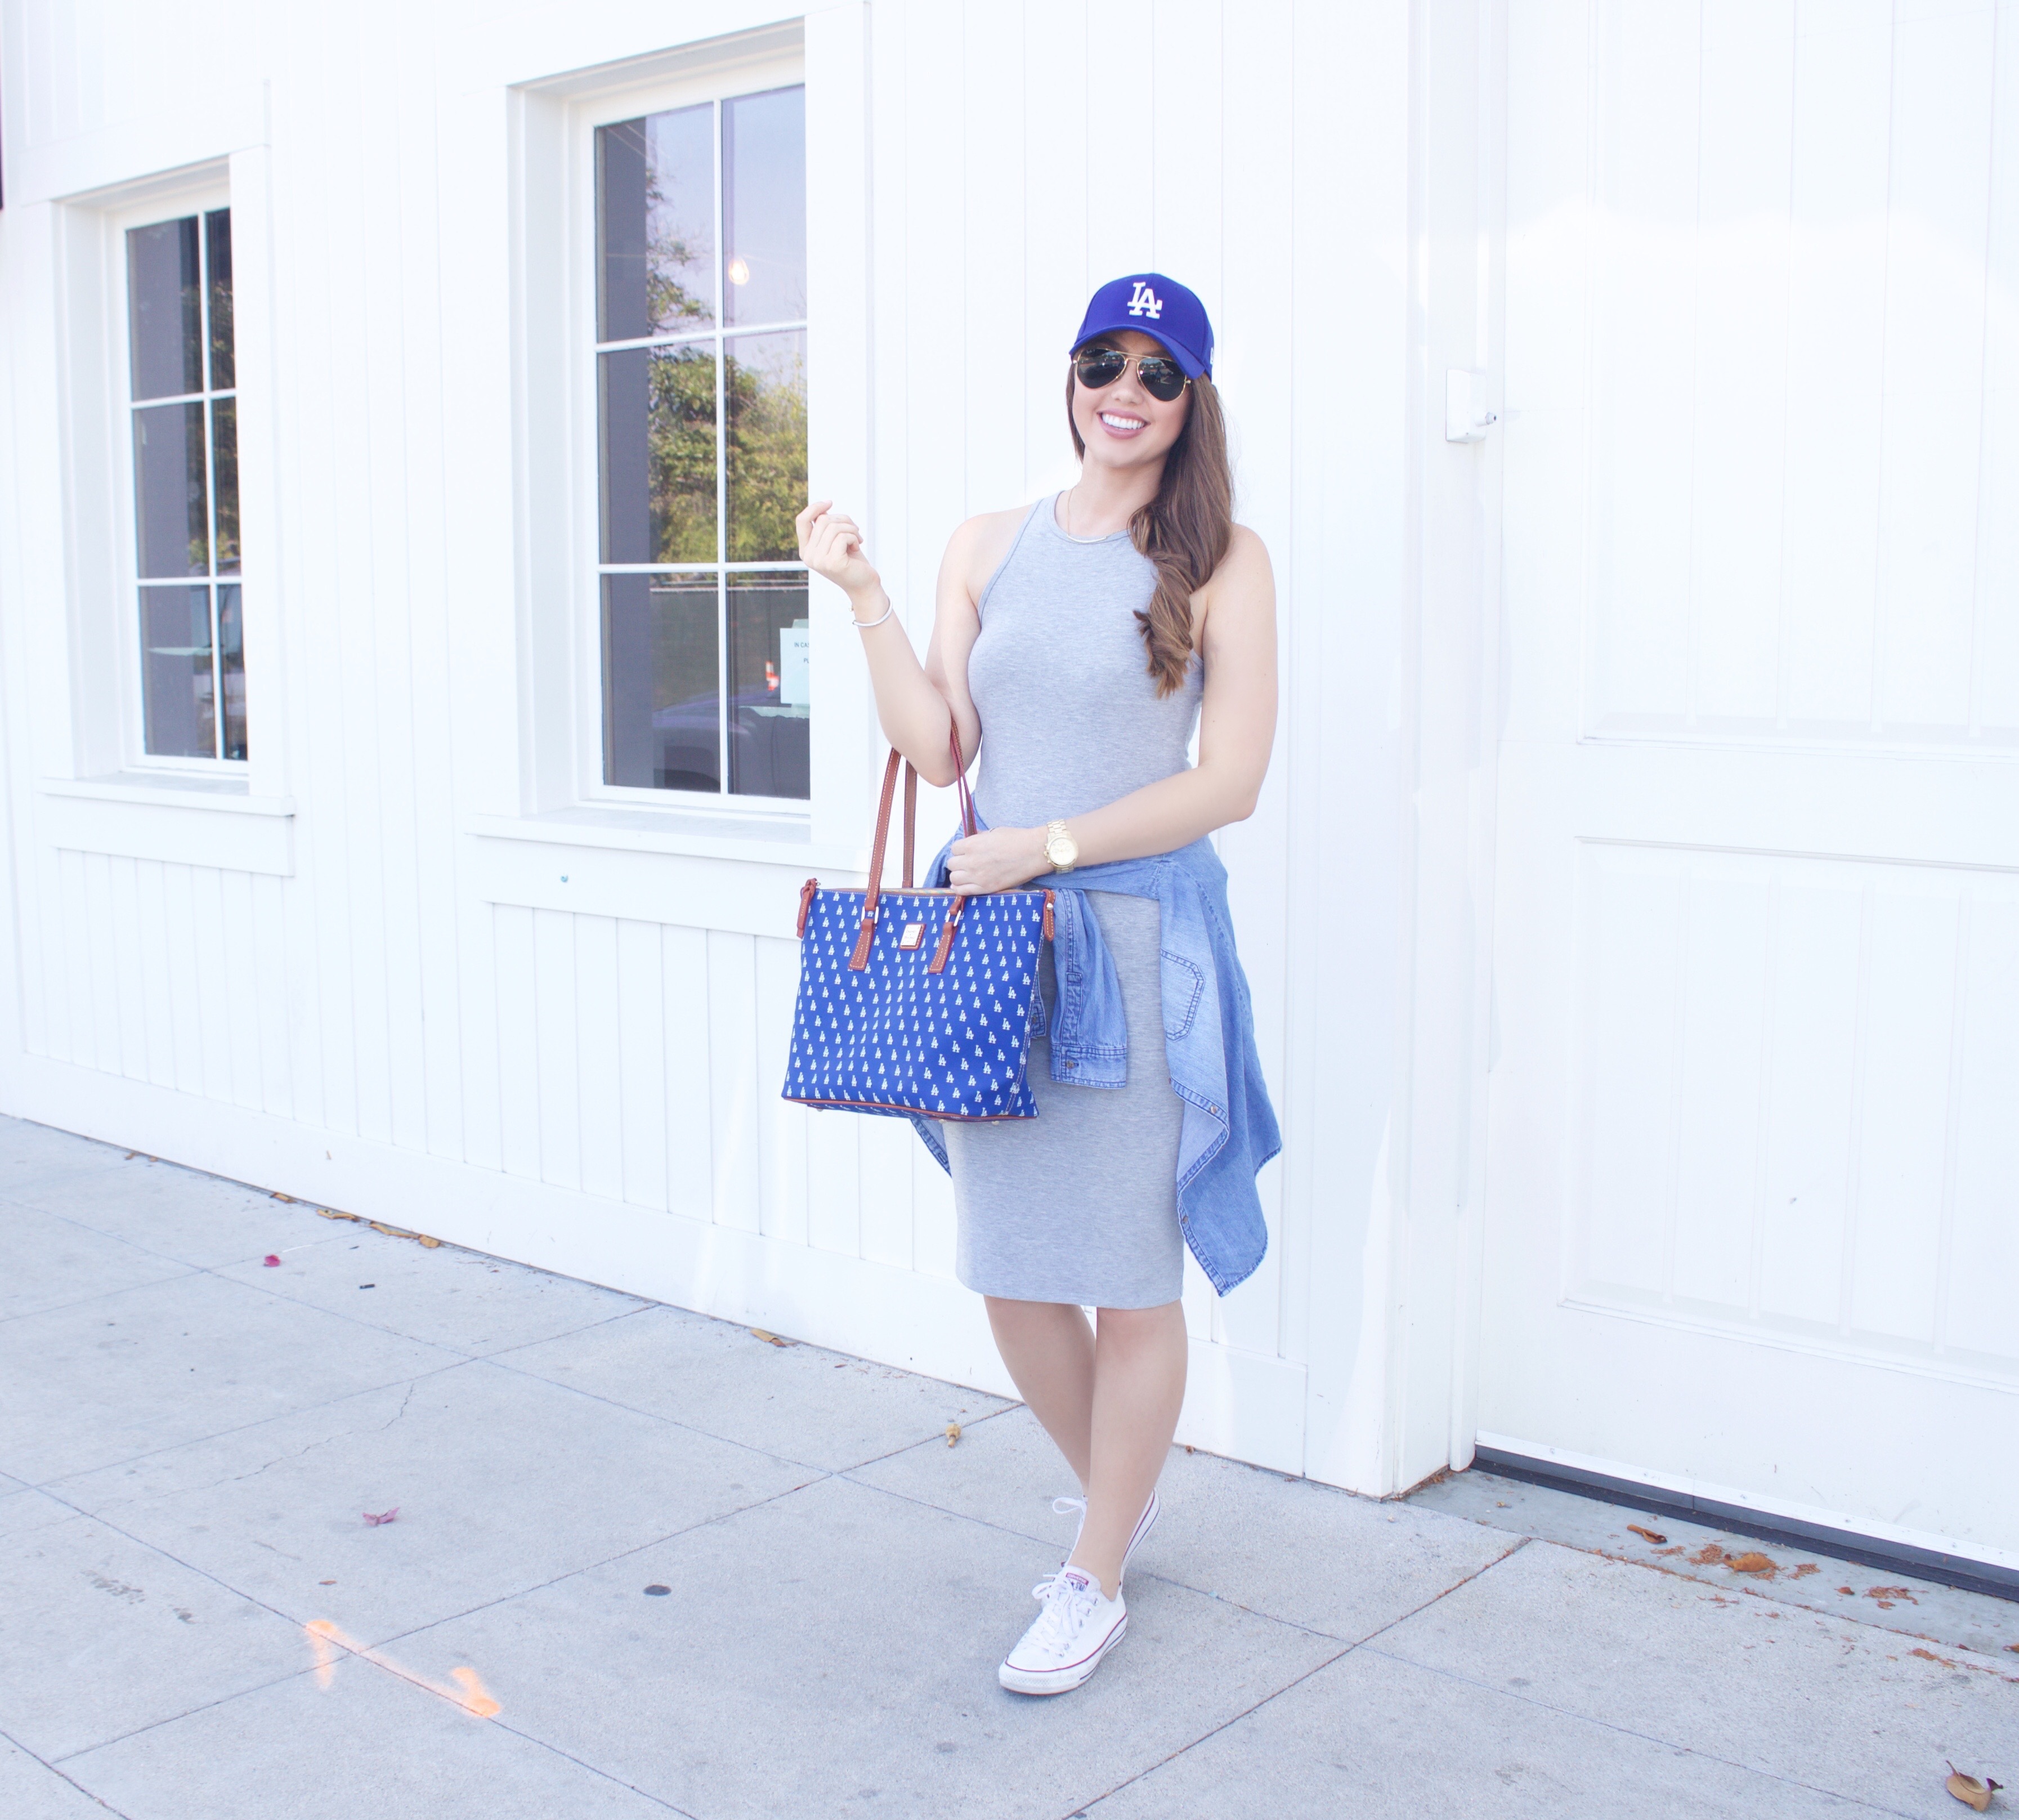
[{"xmin": 944, "ymin": 495, "xmax": 1205, "ymax": 1309}]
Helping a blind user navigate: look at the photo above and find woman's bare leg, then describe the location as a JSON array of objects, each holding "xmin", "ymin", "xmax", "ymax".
[
  {"xmin": 1069, "ymin": 1302, "xmax": 1188, "ymax": 1598},
  {"xmin": 984, "ymin": 1296, "xmax": 1096, "ymax": 1490},
  {"xmin": 984, "ymin": 1295, "xmax": 1188, "ymax": 1600}
]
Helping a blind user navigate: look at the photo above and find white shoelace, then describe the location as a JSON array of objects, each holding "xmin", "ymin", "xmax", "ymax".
[{"xmin": 1024, "ymin": 1567, "xmax": 1101, "ymax": 1651}]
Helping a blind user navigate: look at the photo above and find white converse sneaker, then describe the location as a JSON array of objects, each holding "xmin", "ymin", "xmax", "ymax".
[
  {"xmin": 1050, "ymin": 1488, "xmax": 1161, "ymax": 1582},
  {"xmin": 999, "ymin": 1566, "xmax": 1127, "ymax": 1695}
]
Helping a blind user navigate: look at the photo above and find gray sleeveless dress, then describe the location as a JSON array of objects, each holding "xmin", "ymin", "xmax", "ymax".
[{"xmin": 944, "ymin": 495, "xmax": 1205, "ymax": 1309}]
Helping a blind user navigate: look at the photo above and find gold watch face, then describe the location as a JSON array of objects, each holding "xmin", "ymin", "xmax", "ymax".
[{"xmin": 1047, "ymin": 831, "xmax": 1078, "ymax": 869}]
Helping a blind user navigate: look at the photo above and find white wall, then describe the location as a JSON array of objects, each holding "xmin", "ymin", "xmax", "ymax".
[{"xmin": 0, "ymin": 0, "xmax": 1493, "ymax": 1493}]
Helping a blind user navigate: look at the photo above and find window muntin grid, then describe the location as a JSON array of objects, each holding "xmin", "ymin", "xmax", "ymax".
[
  {"xmin": 126, "ymin": 208, "xmax": 245, "ymax": 763},
  {"xmin": 593, "ymin": 86, "xmax": 808, "ymax": 802}
]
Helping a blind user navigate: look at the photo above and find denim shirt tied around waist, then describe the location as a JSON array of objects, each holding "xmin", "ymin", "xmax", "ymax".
[{"xmin": 911, "ymin": 830, "xmax": 1282, "ymax": 1296}]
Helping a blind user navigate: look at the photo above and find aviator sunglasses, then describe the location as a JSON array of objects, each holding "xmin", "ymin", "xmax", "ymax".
[{"xmin": 1073, "ymin": 343, "xmax": 1191, "ymax": 403}]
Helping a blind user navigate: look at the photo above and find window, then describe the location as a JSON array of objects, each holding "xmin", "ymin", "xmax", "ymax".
[
  {"xmin": 124, "ymin": 208, "xmax": 245, "ymax": 764},
  {"xmin": 593, "ymin": 84, "xmax": 808, "ymax": 803}
]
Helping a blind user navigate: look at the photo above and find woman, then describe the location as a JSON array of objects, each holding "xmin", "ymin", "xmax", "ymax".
[{"xmin": 795, "ymin": 272, "xmax": 1279, "ymax": 1696}]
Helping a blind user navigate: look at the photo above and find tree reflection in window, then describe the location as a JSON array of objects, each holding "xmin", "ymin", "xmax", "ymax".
[{"xmin": 595, "ymin": 87, "xmax": 808, "ymax": 802}]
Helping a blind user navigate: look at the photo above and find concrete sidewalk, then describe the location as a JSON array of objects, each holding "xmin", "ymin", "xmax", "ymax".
[{"xmin": 1, "ymin": 1116, "xmax": 2012, "ymax": 1819}]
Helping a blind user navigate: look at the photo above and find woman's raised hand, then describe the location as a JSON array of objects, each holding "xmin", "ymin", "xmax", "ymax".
[{"xmin": 796, "ymin": 501, "xmax": 883, "ymax": 605}]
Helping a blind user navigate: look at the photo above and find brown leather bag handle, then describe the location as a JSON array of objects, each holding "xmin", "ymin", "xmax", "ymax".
[{"xmin": 850, "ymin": 725, "xmax": 975, "ymax": 971}]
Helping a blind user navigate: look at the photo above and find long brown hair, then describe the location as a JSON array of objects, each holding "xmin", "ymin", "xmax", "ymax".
[{"xmin": 1066, "ymin": 364, "xmax": 1234, "ymax": 697}]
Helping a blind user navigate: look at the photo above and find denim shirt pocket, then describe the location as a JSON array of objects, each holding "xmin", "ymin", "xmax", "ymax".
[{"xmin": 1160, "ymin": 950, "xmax": 1205, "ymax": 1040}]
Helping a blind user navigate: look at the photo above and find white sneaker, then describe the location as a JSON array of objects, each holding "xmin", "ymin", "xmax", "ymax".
[
  {"xmin": 1051, "ymin": 1488, "xmax": 1161, "ymax": 1582},
  {"xmin": 999, "ymin": 1566, "xmax": 1127, "ymax": 1695}
]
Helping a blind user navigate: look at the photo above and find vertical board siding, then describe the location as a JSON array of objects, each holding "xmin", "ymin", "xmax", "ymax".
[
  {"xmin": 25, "ymin": 857, "xmax": 296, "ymax": 1119},
  {"xmin": 531, "ymin": 908, "xmax": 581, "ymax": 1190},
  {"xmin": 573, "ymin": 914, "xmax": 625, "ymax": 1205},
  {"xmin": 615, "ymin": 918, "xmax": 669, "ymax": 1211},
  {"xmin": 493, "ymin": 904, "xmax": 542, "ymax": 1180},
  {"xmin": 6, "ymin": 0, "xmax": 1318, "ymax": 1479},
  {"xmin": 661, "ymin": 925, "xmax": 714, "ymax": 1222},
  {"xmin": 1587, "ymin": 0, "xmax": 2018, "ymax": 749},
  {"xmin": 706, "ymin": 931, "xmax": 763, "ymax": 1234}
]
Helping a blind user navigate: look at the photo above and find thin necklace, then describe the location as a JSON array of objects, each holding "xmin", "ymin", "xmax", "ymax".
[{"xmin": 1061, "ymin": 484, "xmax": 1111, "ymax": 544}]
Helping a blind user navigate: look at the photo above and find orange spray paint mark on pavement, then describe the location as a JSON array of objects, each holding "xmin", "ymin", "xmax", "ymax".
[{"xmin": 303, "ymin": 1620, "xmax": 502, "ymax": 1718}]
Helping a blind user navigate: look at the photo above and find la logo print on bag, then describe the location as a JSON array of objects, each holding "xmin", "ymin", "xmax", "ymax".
[
  {"xmin": 781, "ymin": 736, "xmax": 1054, "ymax": 1123},
  {"xmin": 785, "ymin": 887, "xmax": 1049, "ymax": 1119}
]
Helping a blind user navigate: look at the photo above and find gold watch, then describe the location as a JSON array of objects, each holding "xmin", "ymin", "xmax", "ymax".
[{"xmin": 1043, "ymin": 820, "xmax": 1078, "ymax": 873}]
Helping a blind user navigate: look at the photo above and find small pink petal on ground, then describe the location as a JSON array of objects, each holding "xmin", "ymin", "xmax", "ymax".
[
  {"xmin": 263, "ymin": 1255, "xmax": 281, "ymax": 1267},
  {"xmin": 362, "ymin": 1508, "xmax": 399, "ymax": 1526}
]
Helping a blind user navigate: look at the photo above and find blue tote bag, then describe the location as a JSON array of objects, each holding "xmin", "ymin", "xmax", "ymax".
[{"xmin": 783, "ymin": 736, "xmax": 1054, "ymax": 1123}]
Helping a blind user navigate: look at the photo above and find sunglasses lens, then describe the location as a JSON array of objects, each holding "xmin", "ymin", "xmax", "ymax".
[
  {"xmin": 1138, "ymin": 359, "xmax": 1187, "ymax": 402},
  {"xmin": 1076, "ymin": 350, "xmax": 1126, "ymax": 387}
]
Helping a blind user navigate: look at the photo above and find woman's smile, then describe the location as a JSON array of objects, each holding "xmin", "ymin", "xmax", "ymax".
[{"xmin": 1097, "ymin": 410, "xmax": 1148, "ymax": 436}]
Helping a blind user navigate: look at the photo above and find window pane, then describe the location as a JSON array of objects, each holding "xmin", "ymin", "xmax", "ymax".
[
  {"xmin": 597, "ymin": 106, "xmax": 715, "ymax": 342},
  {"xmin": 598, "ymin": 345, "xmax": 717, "ymax": 564},
  {"xmin": 602, "ymin": 574, "xmax": 720, "ymax": 790},
  {"xmin": 722, "ymin": 87, "xmax": 805, "ymax": 327},
  {"xmin": 726, "ymin": 331, "xmax": 805, "ymax": 562},
  {"xmin": 727, "ymin": 573, "xmax": 810, "ymax": 800},
  {"xmin": 133, "ymin": 401, "xmax": 210, "ymax": 577},
  {"xmin": 211, "ymin": 397, "xmax": 239, "ymax": 574},
  {"xmin": 127, "ymin": 217, "xmax": 202, "ymax": 401},
  {"xmin": 205, "ymin": 209, "xmax": 235, "ymax": 391},
  {"xmin": 140, "ymin": 585, "xmax": 216, "ymax": 758},
  {"xmin": 218, "ymin": 583, "xmax": 247, "ymax": 761}
]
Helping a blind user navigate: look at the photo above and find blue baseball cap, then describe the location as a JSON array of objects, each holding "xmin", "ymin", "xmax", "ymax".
[{"xmin": 1072, "ymin": 272, "xmax": 1214, "ymax": 380}]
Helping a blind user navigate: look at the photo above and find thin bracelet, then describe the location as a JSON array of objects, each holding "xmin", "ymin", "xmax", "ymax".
[{"xmin": 851, "ymin": 600, "xmax": 896, "ymax": 630}]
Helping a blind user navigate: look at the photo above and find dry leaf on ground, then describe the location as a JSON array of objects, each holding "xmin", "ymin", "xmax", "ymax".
[
  {"xmin": 419, "ymin": 1235, "xmax": 441, "ymax": 1247},
  {"xmin": 317, "ymin": 1209, "xmax": 360, "ymax": 1223},
  {"xmin": 750, "ymin": 1329, "xmax": 792, "ymax": 1347},
  {"xmin": 1946, "ymin": 1764, "xmax": 2002, "ymax": 1812},
  {"xmin": 1729, "ymin": 1551, "xmax": 1776, "ymax": 1575},
  {"xmin": 1627, "ymin": 1524, "xmax": 1668, "ymax": 1544},
  {"xmin": 1791, "ymin": 1563, "xmax": 1819, "ymax": 1578},
  {"xmin": 1691, "ymin": 1543, "xmax": 1729, "ymax": 1566},
  {"xmin": 1868, "ymin": 1585, "xmax": 1917, "ymax": 1604},
  {"xmin": 945, "ymin": 1423, "xmax": 961, "ymax": 1447}
]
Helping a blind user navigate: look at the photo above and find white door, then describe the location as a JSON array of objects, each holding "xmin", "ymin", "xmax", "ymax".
[{"xmin": 1480, "ymin": 0, "xmax": 2019, "ymax": 1564}]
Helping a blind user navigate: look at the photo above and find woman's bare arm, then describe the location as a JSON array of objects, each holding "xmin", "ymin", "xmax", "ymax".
[{"xmin": 796, "ymin": 500, "xmax": 1017, "ymax": 786}]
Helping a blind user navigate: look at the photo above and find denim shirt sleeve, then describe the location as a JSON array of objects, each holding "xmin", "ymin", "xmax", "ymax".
[{"xmin": 1043, "ymin": 890, "xmax": 1128, "ymax": 1087}]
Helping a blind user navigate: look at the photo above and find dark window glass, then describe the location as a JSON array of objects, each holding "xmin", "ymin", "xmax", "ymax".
[
  {"xmin": 598, "ymin": 344, "xmax": 718, "ymax": 564},
  {"xmin": 126, "ymin": 208, "xmax": 245, "ymax": 763},
  {"xmin": 726, "ymin": 330, "xmax": 806, "ymax": 562},
  {"xmin": 139, "ymin": 586, "xmax": 216, "ymax": 758},
  {"xmin": 597, "ymin": 106, "xmax": 715, "ymax": 342},
  {"xmin": 127, "ymin": 217, "xmax": 202, "ymax": 401},
  {"xmin": 217, "ymin": 584, "xmax": 247, "ymax": 760},
  {"xmin": 727, "ymin": 574, "xmax": 810, "ymax": 799},
  {"xmin": 205, "ymin": 209, "xmax": 235, "ymax": 390},
  {"xmin": 211, "ymin": 397, "xmax": 239, "ymax": 574},
  {"xmin": 594, "ymin": 86, "xmax": 805, "ymax": 801},
  {"xmin": 722, "ymin": 87, "xmax": 806, "ymax": 327},
  {"xmin": 602, "ymin": 574, "xmax": 720, "ymax": 791},
  {"xmin": 132, "ymin": 401, "xmax": 209, "ymax": 577}
]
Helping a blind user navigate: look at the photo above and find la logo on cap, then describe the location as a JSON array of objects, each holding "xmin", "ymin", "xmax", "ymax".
[{"xmin": 1126, "ymin": 280, "xmax": 1163, "ymax": 320}]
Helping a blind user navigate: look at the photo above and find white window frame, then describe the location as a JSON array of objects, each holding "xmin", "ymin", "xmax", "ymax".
[
  {"xmin": 105, "ymin": 179, "xmax": 244, "ymax": 779},
  {"xmin": 568, "ymin": 49, "xmax": 811, "ymax": 820}
]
